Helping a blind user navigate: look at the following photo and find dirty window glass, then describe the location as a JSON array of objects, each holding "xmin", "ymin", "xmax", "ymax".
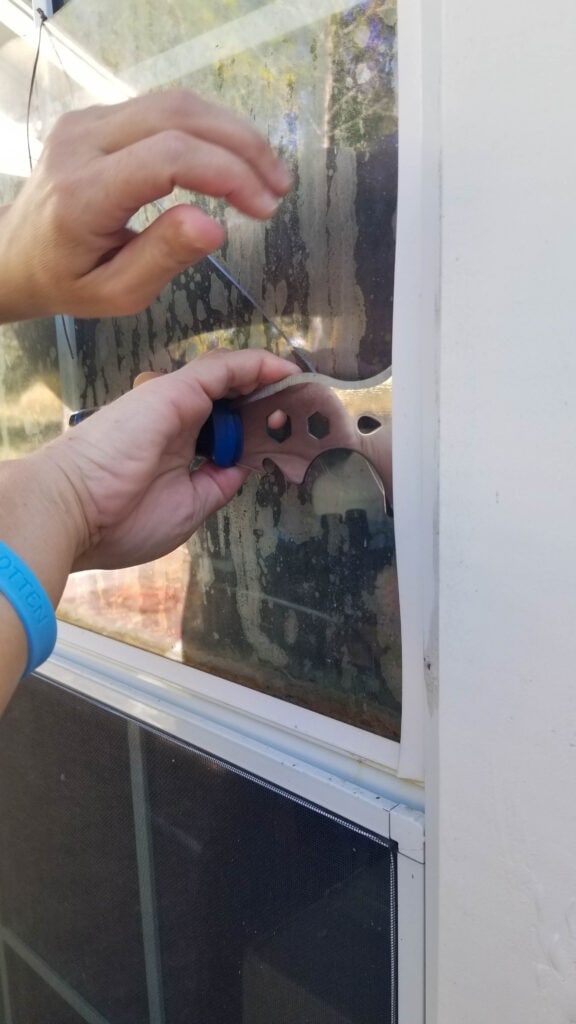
[{"xmin": 0, "ymin": 0, "xmax": 400, "ymax": 741}]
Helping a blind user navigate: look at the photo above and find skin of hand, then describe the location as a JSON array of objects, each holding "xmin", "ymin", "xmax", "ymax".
[
  {"xmin": 0, "ymin": 348, "xmax": 295, "ymax": 709},
  {"xmin": 29, "ymin": 348, "xmax": 297, "ymax": 572},
  {"xmin": 0, "ymin": 90, "xmax": 292, "ymax": 323}
]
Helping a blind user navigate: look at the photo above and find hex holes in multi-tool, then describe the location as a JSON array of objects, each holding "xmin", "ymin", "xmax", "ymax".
[
  {"xmin": 307, "ymin": 412, "xmax": 330, "ymax": 440},
  {"xmin": 266, "ymin": 409, "xmax": 292, "ymax": 443},
  {"xmin": 357, "ymin": 415, "xmax": 381, "ymax": 435}
]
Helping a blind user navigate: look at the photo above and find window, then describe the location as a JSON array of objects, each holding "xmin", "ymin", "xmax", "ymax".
[{"xmin": 0, "ymin": 0, "xmax": 400, "ymax": 741}]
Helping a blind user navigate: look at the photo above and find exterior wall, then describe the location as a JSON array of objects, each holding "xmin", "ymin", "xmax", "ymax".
[{"xmin": 428, "ymin": 1, "xmax": 576, "ymax": 1021}]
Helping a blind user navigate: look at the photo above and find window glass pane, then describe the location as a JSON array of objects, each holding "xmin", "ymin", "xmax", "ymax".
[{"xmin": 0, "ymin": 0, "xmax": 400, "ymax": 741}]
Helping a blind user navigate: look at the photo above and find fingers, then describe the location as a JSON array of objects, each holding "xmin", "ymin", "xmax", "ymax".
[
  {"xmin": 191, "ymin": 347, "xmax": 300, "ymax": 398},
  {"xmin": 60, "ymin": 349, "xmax": 296, "ymax": 569},
  {"xmin": 73, "ymin": 206, "xmax": 225, "ymax": 317},
  {"xmin": 77, "ymin": 350, "xmax": 296, "ymax": 468},
  {"xmin": 99, "ymin": 133, "xmax": 282, "ymax": 227},
  {"xmin": 130, "ymin": 349, "xmax": 297, "ymax": 407},
  {"xmin": 92, "ymin": 92, "xmax": 292, "ymax": 199},
  {"xmin": 187, "ymin": 461, "xmax": 250, "ymax": 524},
  {"xmin": 44, "ymin": 91, "xmax": 291, "ymax": 229},
  {"xmin": 158, "ymin": 349, "xmax": 299, "ymax": 424},
  {"xmin": 13, "ymin": 90, "xmax": 294, "ymax": 321},
  {"xmin": 135, "ymin": 349, "xmax": 298, "ymax": 388},
  {"xmin": 103, "ymin": 349, "xmax": 296, "ymax": 463}
]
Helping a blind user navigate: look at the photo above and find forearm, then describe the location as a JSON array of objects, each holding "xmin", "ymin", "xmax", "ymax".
[
  {"xmin": 0, "ymin": 204, "xmax": 15, "ymax": 323},
  {"xmin": 0, "ymin": 455, "xmax": 87, "ymax": 711},
  {"xmin": 1, "ymin": 200, "xmax": 61, "ymax": 324},
  {"xmin": 0, "ymin": 203, "xmax": 33, "ymax": 324}
]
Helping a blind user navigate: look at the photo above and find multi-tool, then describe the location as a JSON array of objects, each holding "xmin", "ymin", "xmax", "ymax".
[
  {"xmin": 70, "ymin": 256, "xmax": 393, "ymax": 508},
  {"xmin": 195, "ymin": 369, "xmax": 393, "ymax": 507},
  {"xmin": 70, "ymin": 369, "xmax": 392, "ymax": 506}
]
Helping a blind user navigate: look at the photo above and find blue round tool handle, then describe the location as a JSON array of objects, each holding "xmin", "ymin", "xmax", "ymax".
[{"xmin": 196, "ymin": 400, "xmax": 244, "ymax": 468}]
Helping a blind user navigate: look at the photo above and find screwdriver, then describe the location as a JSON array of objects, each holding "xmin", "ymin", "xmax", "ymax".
[{"xmin": 69, "ymin": 399, "xmax": 244, "ymax": 468}]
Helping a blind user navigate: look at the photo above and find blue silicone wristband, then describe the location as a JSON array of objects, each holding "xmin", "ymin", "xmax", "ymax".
[{"xmin": 0, "ymin": 542, "xmax": 57, "ymax": 677}]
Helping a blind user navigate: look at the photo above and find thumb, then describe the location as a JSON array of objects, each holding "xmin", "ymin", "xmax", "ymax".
[
  {"xmin": 188, "ymin": 461, "xmax": 250, "ymax": 523},
  {"xmin": 84, "ymin": 205, "xmax": 225, "ymax": 317}
]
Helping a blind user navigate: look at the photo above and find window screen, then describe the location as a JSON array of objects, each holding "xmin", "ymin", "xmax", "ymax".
[{"xmin": 0, "ymin": 675, "xmax": 398, "ymax": 1024}]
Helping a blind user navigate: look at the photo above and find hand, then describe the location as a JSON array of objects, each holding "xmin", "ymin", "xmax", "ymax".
[
  {"xmin": 0, "ymin": 90, "xmax": 292, "ymax": 322},
  {"xmin": 31, "ymin": 349, "xmax": 296, "ymax": 571}
]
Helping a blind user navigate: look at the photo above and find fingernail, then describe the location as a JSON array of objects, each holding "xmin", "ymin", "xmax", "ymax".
[
  {"xmin": 275, "ymin": 162, "xmax": 293, "ymax": 192},
  {"xmin": 257, "ymin": 191, "xmax": 281, "ymax": 216}
]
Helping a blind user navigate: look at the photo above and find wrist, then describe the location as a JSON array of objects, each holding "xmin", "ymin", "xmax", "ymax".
[
  {"xmin": 0, "ymin": 453, "xmax": 91, "ymax": 605},
  {"xmin": 0, "ymin": 202, "xmax": 55, "ymax": 324},
  {"xmin": 0, "ymin": 205, "xmax": 26, "ymax": 323}
]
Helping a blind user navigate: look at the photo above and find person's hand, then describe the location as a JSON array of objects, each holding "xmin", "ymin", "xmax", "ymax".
[
  {"xmin": 0, "ymin": 90, "xmax": 292, "ymax": 323},
  {"xmin": 29, "ymin": 349, "xmax": 296, "ymax": 571}
]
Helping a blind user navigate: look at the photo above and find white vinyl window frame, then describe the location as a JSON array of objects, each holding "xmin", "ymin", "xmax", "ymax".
[{"xmin": 40, "ymin": 624, "xmax": 425, "ymax": 1024}]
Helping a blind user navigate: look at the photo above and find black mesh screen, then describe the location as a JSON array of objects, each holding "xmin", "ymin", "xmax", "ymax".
[
  {"xmin": 0, "ymin": 676, "xmax": 397, "ymax": 1024},
  {"xmin": 0, "ymin": 678, "xmax": 148, "ymax": 1023},
  {"xmin": 5, "ymin": 950, "xmax": 87, "ymax": 1024}
]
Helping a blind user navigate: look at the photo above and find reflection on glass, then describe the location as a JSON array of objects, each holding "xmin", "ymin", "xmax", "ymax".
[{"xmin": 0, "ymin": 0, "xmax": 400, "ymax": 740}]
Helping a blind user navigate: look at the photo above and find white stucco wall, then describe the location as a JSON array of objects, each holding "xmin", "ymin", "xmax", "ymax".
[{"xmin": 427, "ymin": 1, "xmax": 576, "ymax": 1021}]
